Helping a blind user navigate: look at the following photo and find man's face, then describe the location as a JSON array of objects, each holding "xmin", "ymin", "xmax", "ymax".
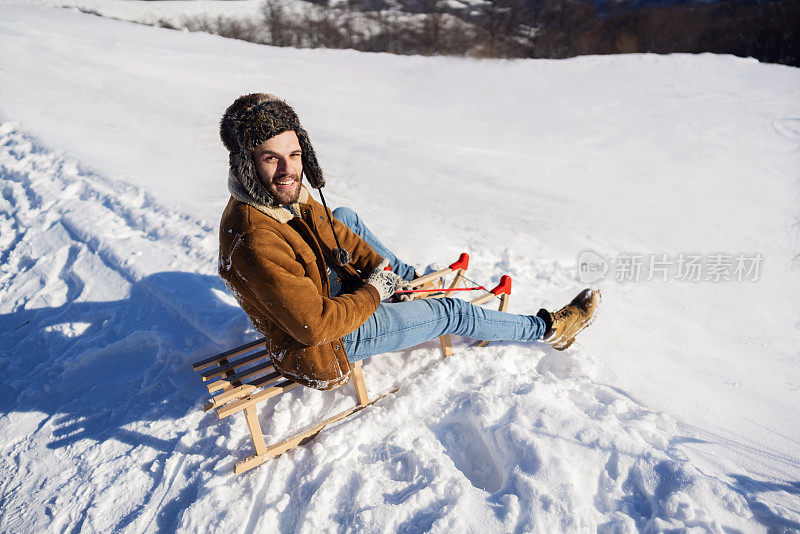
[{"xmin": 253, "ymin": 130, "xmax": 303, "ymax": 205}]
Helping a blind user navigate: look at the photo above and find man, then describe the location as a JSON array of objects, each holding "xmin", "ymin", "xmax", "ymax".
[{"xmin": 218, "ymin": 93, "xmax": 600, "ymax": 390}]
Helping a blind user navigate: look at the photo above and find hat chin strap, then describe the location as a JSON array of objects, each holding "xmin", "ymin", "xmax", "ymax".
[{"xmin": 316, "ymin": 187, "xmax": 351, "ymax": 267}]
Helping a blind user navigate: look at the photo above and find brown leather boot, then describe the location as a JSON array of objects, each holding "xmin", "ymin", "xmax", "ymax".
[{"xmin": 537, "ymin": 288, "xmax": 601, "ymax": 351}]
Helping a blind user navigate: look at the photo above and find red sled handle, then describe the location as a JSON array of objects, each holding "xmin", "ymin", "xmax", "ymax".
[
  {"xmin": 490, "ymin": 275, "xmax": 512, "ymax": 296},
  {"xmin": 449, "ymin": 253, "xmax": 469, "ymax": 271}
]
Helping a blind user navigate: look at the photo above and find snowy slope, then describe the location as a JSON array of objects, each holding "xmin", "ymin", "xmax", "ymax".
[
  {"xmin": 1, "ymin": 5, "xmax": 800, "ymax": 532},
  {"xmin": 4, "ymin": 0, "xmax": 276, "ymax": 27}
]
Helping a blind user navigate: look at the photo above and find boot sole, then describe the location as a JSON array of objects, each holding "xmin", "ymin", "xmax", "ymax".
[{"xmin": 550, "ymin": 289, "xmax": 602, "ymax": 351}]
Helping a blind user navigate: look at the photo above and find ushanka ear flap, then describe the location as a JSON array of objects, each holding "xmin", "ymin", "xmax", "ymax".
[
  {"xmin": 230, "ymin": 150, "xmax": 278, "ymax": 208},
  {"xmin": 296, "ymin": 125, "xmax": 325, "ymax": 189}
]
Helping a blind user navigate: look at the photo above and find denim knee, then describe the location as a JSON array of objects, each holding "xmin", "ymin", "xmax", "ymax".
[
  {"xmin": 332, "ymin": 206, "xmax": 356, "ymax": 227},
  {"xmin": 436, "ymin": 298, "xmax": 474, "ymax": 329},
  {"xmin": 439, "ymin": 297, "xmax": 471, "ymax": 314}
]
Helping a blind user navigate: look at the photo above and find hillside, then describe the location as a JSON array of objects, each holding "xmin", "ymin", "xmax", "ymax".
[{"xmin": 1, "ymin": 5, "xmax": 799, "ymax": 532}]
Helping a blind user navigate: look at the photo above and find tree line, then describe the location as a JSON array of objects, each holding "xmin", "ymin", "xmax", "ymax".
[{"xmin": 169, "ymin": 0, "xmax": 799, "ymax": 67}]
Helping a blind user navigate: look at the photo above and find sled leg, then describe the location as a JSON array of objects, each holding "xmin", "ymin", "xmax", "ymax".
[
  {"xmin": 499, "ymin": 292, "xmax": 509, "ymax": 312},
  {"xmin": 233, "ymin": 406, "xmax": 269, "ymax": 475},
  {"xmin": 351, "ymin": 361, "xmax": 369, "ymax": 406},
  {"xmin": 433, "ymin": 269, "xmax": 464, "ymax": 357},
  {"xmin": 243, "ymin": 406, "xmax": 267, "ymax": 456},
  {"xmin": 439, "ymin": 334, "xmax": 454, "ymax": 357},
  {"xmin": 445, "ymin": 269, "xmax": 464, "ymax": 295}
]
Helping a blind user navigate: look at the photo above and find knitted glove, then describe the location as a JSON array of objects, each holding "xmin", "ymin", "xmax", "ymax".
[
  {"xmin": 365, "ymin": 260, "xmax": 402, "ymax": 301},
  {"xmin": 391, "ymin": 279, "xmax": 414, "ymax": 302}
]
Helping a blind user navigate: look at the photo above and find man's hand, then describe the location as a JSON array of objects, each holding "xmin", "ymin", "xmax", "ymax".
[
  {"xmin": 391, "ymin": 279, "xmax": 414, "ymax": 302},
  {"xmin": 365, "ymin": 259, "xmax": 404, "ymax": 301}
]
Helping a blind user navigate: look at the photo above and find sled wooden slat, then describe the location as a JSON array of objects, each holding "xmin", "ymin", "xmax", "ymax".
[
  {"xmin": 192, "ymin": 252, "xmax": 513, "ymax": 475},
  {"xmin": 209, "ymin": 371, "xmax": 284, "ymax": 408},
  {"xmin": 469, "ymin": 292, "xmax": 495, "ymax": 306},
  {"xmin": 205, "ymin": 383, "xmax": 251, "ymax": 410},
  {"xmin": 192, "ymin": 337, "xmax": 266, "ymax": 371},
  {"xmin": 217, "ymin": 380, "xmax": 298, "ymax": 419},
  {"xmin": 239, "ymin": 370, "xmax": 284, "ymax": 391},
  {"xmin": 410, "ymin": 266, "xmax": 454, "ymax": 288},
  {"xmin": 200, "ymin": 348, "xmax": 270, "ymax": 381},
  {"xmin": 206, "ymin": 360, "xmax": 275, "ymax": 393},
  {"xmin": 411, "ymin": 278, "xmax": 441, "ymax": 300},
  {"xmin": 209, "ymin": 384, "xmax": 256, "ymax": 408},
  {"xmin": 423, "ymin": 267, "xmax": 466, "ymax": 301},
  {"xmin": 207, "ymin": 368, "xmax": 279, "ymax": 400}
]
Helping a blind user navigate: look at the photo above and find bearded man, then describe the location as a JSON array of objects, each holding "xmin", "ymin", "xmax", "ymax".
[{"xmin": 218, "ymin": 93, "xmax": 600, "ymax": 390}]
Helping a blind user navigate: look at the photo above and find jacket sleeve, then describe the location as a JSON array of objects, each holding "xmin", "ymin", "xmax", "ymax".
[{"xmin": 229, "ymin": 228, "xmax": 381, "ymax": 346}]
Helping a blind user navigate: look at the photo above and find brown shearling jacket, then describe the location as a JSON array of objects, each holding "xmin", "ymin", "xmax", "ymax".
[{"xmin": 218, "ymin": 186, "xmax": 384, "ymax": 390}]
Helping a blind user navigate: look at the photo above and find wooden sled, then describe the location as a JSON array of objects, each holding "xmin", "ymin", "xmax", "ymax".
[{"xmin": 192, "ymin": 253, "xmax": 512, "ymax": 475}]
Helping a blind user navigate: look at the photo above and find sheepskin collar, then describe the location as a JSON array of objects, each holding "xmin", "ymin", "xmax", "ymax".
[{"xmin": 227, "ymin": 171, "xmax": 309, "ymax": 224}]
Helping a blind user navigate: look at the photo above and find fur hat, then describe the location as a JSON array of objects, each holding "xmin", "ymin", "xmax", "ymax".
[{"xmin": 220, "ymin": 93, "xmax": 324, "ymax": 207}]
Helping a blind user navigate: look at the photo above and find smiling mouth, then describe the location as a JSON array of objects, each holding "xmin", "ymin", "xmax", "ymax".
[{"xmin": 274, "ymin": 177, "xmax": 298, "ymax": 190}]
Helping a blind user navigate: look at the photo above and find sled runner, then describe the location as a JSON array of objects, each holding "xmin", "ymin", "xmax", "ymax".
[{"xmin": 192, "ymin": 253, "xmax": 512, "ymax": 475}]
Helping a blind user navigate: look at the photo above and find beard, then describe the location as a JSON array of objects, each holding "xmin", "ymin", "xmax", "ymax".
[{"xmin": 267, "ymin": 173, "xmax": 302, "ymax": 206}]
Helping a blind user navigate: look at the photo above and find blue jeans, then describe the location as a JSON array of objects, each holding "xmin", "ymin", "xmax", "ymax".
[
  {"xmin": 333, "ymin": 207, "xmax": 416, "ymax": 281},
  {"xmin": 334, "ymin": 207, "xmax": 547, "ymax": 362},
  {"xmin": 342, "ymin": 298, "xmax": 547, "ymax": 361}
]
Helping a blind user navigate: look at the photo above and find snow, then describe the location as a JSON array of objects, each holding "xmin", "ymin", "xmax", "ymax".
[
  {"xmin": 5, "ymin": 0, "xmax": 277, "ymax": 27},
  {"xmin": 2, "ymin": 4, "xmax": 800, "ymax": 532}
]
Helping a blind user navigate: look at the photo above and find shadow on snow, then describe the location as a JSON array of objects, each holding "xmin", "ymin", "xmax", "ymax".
[{"xmin": 0, "ymin": 271, "xmax": 250, "ymax": 452}]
